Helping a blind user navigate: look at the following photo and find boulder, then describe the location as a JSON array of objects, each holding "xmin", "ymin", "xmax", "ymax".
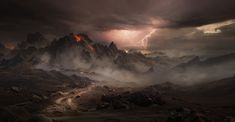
[{"xmin": 11, "ymin": 86, "xmax": 22, "ymax": 93}]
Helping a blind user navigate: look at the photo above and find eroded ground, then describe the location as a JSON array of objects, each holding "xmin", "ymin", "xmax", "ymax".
[{"xmin": 0, "ymin": 68, "xmax": 235, "ymax": 122}]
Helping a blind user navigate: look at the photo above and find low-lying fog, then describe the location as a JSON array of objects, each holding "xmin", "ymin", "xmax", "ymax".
[{"xmin": 35, "ymin": 49, "xmax": 235, "ymax": 87}]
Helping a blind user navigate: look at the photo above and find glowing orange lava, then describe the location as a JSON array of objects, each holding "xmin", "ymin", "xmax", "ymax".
[
  {"xmin": 74, "ymin": 34, "xmax": 96, "ymax": 52},
  {"xmin": 74, "ymin": 35, "xmax": 82, "ymax": 43}
]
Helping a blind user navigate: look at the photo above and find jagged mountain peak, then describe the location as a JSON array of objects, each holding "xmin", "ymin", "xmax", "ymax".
[
  {"xmin": 17, "ymin": 32, "xmax": 48, "ymax": 49},
  {"xmin": 1, "ymin": 33, "xmax": 153, "ymax": 73}
]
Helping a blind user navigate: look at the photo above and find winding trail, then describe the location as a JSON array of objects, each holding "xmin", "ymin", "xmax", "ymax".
[{"xmin": 45, "ymin": 83, "xmax": 97, "ymax": 113}]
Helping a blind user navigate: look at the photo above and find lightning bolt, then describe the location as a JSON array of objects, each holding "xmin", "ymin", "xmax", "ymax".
[{"xmin": 140, "ymin": 29, "xmax": 156, "ymax": 49}]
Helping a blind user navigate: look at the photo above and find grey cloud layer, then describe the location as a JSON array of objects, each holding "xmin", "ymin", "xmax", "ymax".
[{"xmin": 0, "ymin": 0, "xmax": 235, "ymax": 52}]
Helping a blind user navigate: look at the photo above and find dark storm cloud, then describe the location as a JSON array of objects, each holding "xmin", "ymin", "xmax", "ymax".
[
  {"xmin": 0, "ymin": 0, "xmax": 235, "ymax": 43},
  {"xmin": 159, "ymin": 0, "xmax": 235, "ymax": 28},
  {"xmin": 148, "ymin": 22, "xmax": 235, "ymax": 57},
  {"xmin": 0, "ymin": 0, "xmax": 73, "ymax": 42}
]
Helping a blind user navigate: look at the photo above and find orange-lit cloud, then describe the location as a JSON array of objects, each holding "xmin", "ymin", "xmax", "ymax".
[{"xmin": 3, "ymin": 41, "xmax": 16, "ymax": 50}]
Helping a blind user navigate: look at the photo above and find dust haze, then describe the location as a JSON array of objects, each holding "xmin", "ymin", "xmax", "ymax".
[{"xmin": 35, "ymin": 41, "xmax": 235, "ymax": 87}]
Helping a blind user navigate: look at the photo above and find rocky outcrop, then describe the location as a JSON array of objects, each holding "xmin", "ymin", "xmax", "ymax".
[
  {"xmin": 18, "ymin": 32, "xmax": 48, "ymax": 49},
  {"xmin": 1, "ymin": 33, "xmax": 154, "ymax": 73},
  {"xmin": 0, "ymin": 43, "xmax": 10, "ymax": 59},
  {"xmin": 0, "ymin": 107, "xmax": 52, "ymax": 122},
  {"xmin": 167, "ymin": 107, "xmax": 210, "ymax": 122},
  {"xmin": 97, "ymin": 88, "xmax": 165, "ymax": 110}
]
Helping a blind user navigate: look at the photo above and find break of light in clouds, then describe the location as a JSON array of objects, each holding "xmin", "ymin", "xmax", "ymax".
[
  {"xmin": 197, "ymin": 19, "xmax": 235, "ymax": 34},
  {"xmin": 91, "ymin": 28, "xmax": 157, "ymax": 49},
  {"xmin": 0, "ymin": 0, "xmax": 235, "ymax": 54}
]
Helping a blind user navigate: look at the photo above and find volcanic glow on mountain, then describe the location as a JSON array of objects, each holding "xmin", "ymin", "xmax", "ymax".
[
  {"xmin": 74, "ymin": 35, "xmax": 82, "ymax": 43},
  {"xmin": 74, "ymin": 34, "xmax": 96, "ymax": 53}
]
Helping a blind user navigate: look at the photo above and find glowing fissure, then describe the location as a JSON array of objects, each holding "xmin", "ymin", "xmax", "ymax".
[
  {"xmin": 74, "ymin": 35, "xmax": 82, "ymax": 43},
  {"xmin": 74, "ymin": 35, "xmax": 96, "ymax": 53}
]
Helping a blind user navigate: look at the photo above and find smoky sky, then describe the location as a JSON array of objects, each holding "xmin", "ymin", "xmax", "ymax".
[{"xmin": 0, "ymin": 0, "xmax": 235, "ymax": 54}]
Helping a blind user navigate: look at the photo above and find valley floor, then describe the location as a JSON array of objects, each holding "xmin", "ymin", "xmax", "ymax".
[{"xmin": 0, "ymin": 68, "xmax": 235, "ymax": 122}]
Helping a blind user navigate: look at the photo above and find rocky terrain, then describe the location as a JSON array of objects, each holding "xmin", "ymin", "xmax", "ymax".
[
  {"xmin": 1, "ymin": 67, "xmax": 234, "ymax": 122},
  {"xmin": 0, "ymin": 33, "xmax": 235, "ymax": 122}
]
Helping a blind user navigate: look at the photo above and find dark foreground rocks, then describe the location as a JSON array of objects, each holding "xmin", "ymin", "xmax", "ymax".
[
  {"xmin": 97, "ymin": 88, "xmax": 165, "ymax": 110},
  {"xmin": 0, "ymin": 107, "xmax": 51, "ymax": 122},
  {"xmin": 167, "ymin": 107, "xmax": 211, "ymax": 122}
]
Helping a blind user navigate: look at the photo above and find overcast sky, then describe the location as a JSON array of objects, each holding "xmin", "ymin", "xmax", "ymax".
[{"xmin": 0, "ymin": 0, "xmax": 235, "ymax": 55}]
